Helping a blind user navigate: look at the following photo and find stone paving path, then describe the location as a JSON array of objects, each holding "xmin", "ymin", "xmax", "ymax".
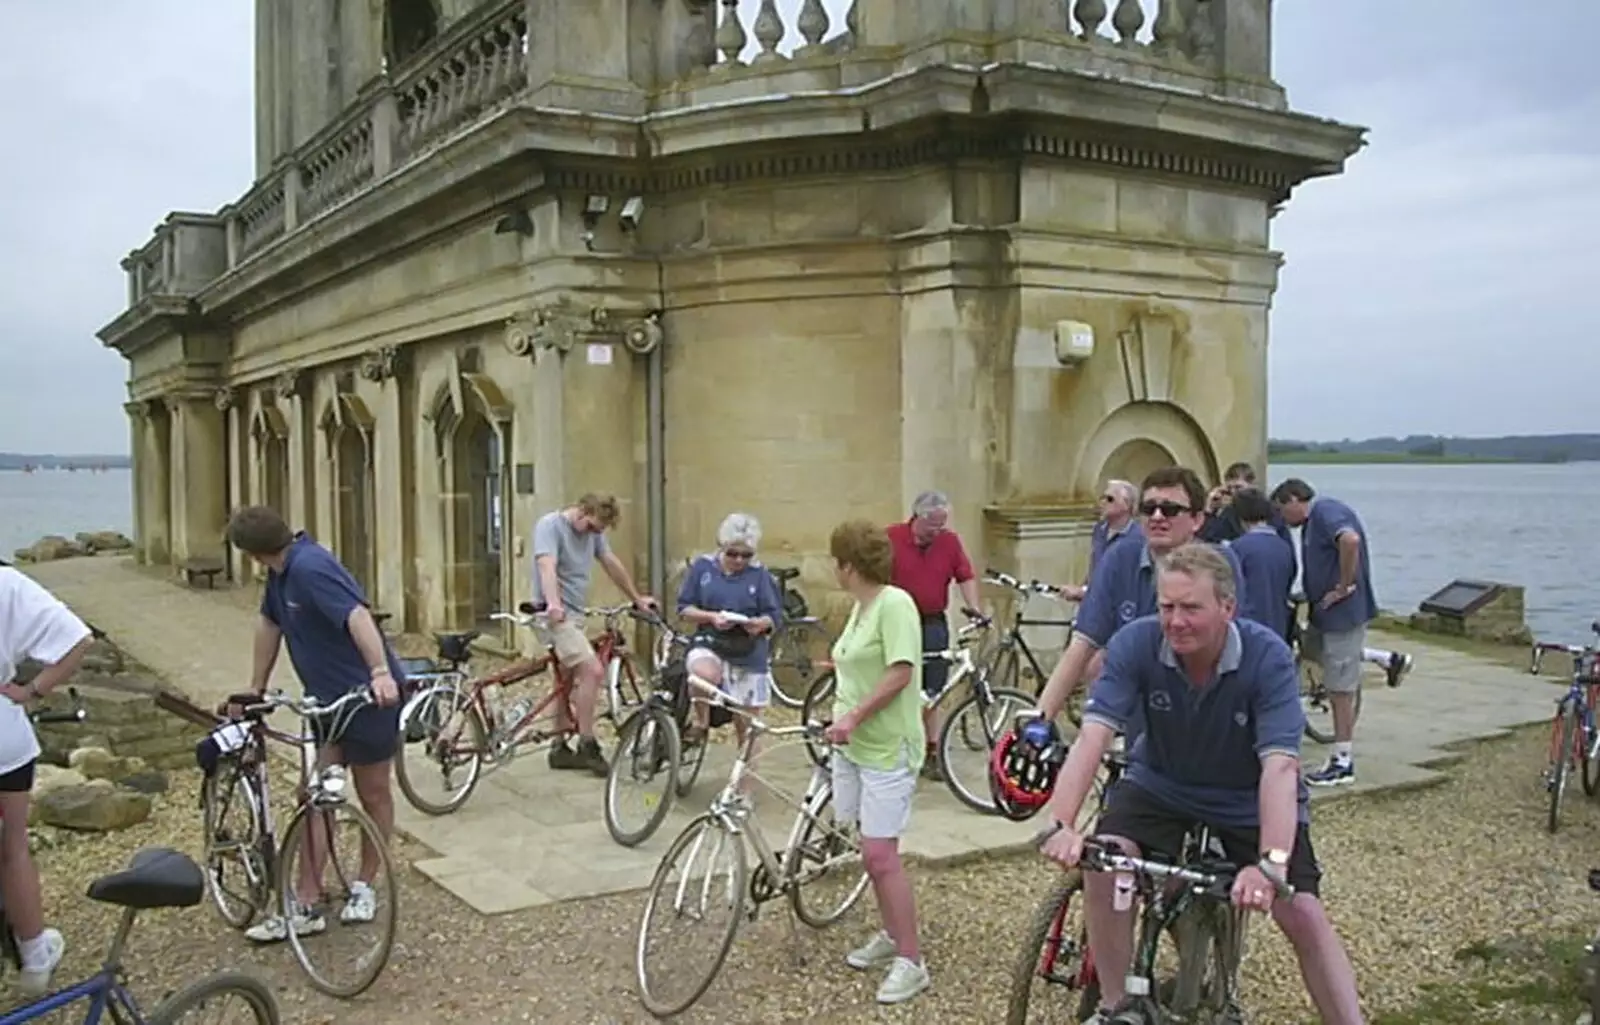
[{"xmin": 22, "ymin": 555, "xmax": 1564, "ymax": 915}]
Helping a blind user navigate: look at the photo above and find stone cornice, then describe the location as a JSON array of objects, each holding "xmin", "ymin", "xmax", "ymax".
[
  {"xmin": 96, "ymin": 294, "xmax": 200, "ymax": 356},
  {"xmin": 984, "ymin": 503, "xmax": 1099, "ymax": 542}
]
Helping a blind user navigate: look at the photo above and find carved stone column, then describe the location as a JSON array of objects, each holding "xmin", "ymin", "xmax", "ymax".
[
  {"xmin": 141, "ymin": 399, "xmax": 174, "ymax": 565},
  {"xmin": 166, "ymin": 391, "xmax": 229, "ymax": 568},
  {"xmin": 216, "ymin": 387, "xmax": 246, "ymax": 581},
  {"xmin": 123, "ymin": 401, "xmax": 149, "ymax": 564},
  {"xmin": 360, "ymin": 345, "xmax": 410, "ymax": 624}
]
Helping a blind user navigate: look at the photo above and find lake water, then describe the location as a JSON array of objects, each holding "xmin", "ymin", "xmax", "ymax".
[{"xmin": 2, "ymin": 463, "xmax": 1596, "ymax": 641}]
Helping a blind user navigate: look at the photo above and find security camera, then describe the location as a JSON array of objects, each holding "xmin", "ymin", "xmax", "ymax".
[
  {"xmin": 581, "ymin": 194, "xmax": 609, "ymax": 229},
  {"xmin": 619, "ymin": 196, "xmax": 644, "ymax": 231}
]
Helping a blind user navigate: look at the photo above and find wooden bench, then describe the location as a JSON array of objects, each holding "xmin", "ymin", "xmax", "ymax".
[{"xmin": 181, "ymin": 558, "xmax": 225, "ymax": 590}]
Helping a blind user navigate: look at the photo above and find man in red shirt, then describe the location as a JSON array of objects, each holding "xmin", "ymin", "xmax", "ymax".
[{"xmin": 887, "ymin": 491, "xmax": 985, "ymax": 781}]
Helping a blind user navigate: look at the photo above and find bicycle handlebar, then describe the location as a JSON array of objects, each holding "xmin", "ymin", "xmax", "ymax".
[
  {"xmin": 493, "ymin": 602, "xmax": 665, "ymax": 631},
  {"xmin": 29, "ymin": 688, "xmax": 86, "ymax": 725},
  {"xmin": 1529, "ymin": 636, "xmax": 1599, "ymax": 675},
  {"xmin": 1031, "ymin": 822, "xmax": 1294, "ymax": 900},
  {"xmin": 983, "ymin": 569, "xmax": 1074, "ymax": 599},
  {"xmin": 683, "ymin": 673, "xmax": 833, "ymax": 743},
  {"xmin": 237, "ymin": 686, "xmax": 374, "ymax": 721}
]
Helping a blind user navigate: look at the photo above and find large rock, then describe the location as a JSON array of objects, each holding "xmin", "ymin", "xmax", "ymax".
[
  {"xmin": 68, "ymin": 746, "xmax": 148, "ymax": 783},
  {"xmin": 74, "ymin": 531, "xmax": 132, "ymax": 553},
  {"xmin": 21, "ymin": 536, "xmax": 86, "ymax": 562},
  {"xmin": 32, "ymin": 780, "xmax": 151, "ymax": 832},
  {"xmin": 32, "ymin": 764, "xmax": 88, "ymax": 796}
]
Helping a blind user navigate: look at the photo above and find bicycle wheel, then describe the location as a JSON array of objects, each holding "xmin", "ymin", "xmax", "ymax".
[
  {"xmin": 277, "ymin": 799, "xmax": 398, "ymax": 998},
  {"xmin": 1583, "ymin": 691, "xmax": 1600, "ymax": 797},
  {"xmin": 787, "ymin": 780, "xmax": 869, "ymax": 928},
  {"xmin": 1004, "ymin": 872, "xmax": 1100, "ymax": 1024},
  {"xmin": 202, "ymin": 763, "xmax": 272, "ymax": 930},
  {"xmin": 771, "ymin": 621, "xmax": 824, "ymax": 708},
  {"xmin": 1549, "ymin": 703, "xmax": 1578, "ymax": 834},
  {"xmin": 605, "ymin": 706, "xmax": 682, "ymax": 847},
  {"xmin": 939, "ymin": 686, "xmax": 1036, "ymax": 814},
  {"xmin": 635, "ymin": 816, "xmax": 748, "ymax": 1018},
  {"xmin": 395, "ymin": 684, "xmax": 488, "ymax": 815},
  {"xmin": 606, "ymin": 653, "xmax": 648, "ymax": 728},
  {"xmin": 800, "ymin": 670, "xmax": 838, "ymax": 768},
  {"xmin": 146, "ymin": 970, "xmax": 280, "ymax": 1024}
]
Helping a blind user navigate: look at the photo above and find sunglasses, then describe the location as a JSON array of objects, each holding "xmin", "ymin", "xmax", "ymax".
[
  {"xmin": 1099, "ymin": 494, "xmax": 1116, "ymax": 503},
  {"xmin": 1140, "ymin": 500, "xmax": 1194, "ymax": 518},
  {"xmin": 723, "ymin": 549, "xmax": 754, "ymax": 560}
]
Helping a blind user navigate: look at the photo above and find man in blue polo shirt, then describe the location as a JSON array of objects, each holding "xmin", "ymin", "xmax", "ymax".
[
  {"xmin": 1034, "ymin": 465, "xmax": 1248, "ymax": 724},
  {"xmin": 227, "ymin": 505, "xmax": 403, "ymax": 943},
  {"xmin": 1037, "ymin": 543, "xmax": 1362, "ymax": 1025},
  {"xmin": 1229, "ymin": 487, "xmax": 1296, "ymax": 643},
  {"xmin": 1198, "ymin": 461, "xmax": 1293, "ymax": 546}
]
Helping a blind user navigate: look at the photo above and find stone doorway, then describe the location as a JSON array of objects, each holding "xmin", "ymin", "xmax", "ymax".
[{"xmin": 430, "ymin": 367, "xmax": 515, "ymax": 633}]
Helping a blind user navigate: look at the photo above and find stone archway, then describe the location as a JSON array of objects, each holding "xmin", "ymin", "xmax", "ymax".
[
  {"xmin": 1075, "ymin": 400, "xmax": 1218, "ymax": 498},
  {"xmin": 250, "ymin": 404, "xmax": 290, "ymax": 517},
  {"xmin": 427, "ymin": 367, "xmax": 515, "ymax": 631},
  {"xmin": 320, "ymin": 393, "xmax": 377, "ymax": 596}
]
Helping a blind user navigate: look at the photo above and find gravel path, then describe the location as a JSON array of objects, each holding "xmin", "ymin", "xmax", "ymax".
[{"xmin": 9, "ymin": 722, "xmax": 1595, "ymax": 1023}]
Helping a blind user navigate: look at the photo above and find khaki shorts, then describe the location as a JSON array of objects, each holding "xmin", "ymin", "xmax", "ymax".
[
  {"xmin": 831, "ymin": 750, "xmax": 917, "ymax": 840},
  {"xmin": 1302, "ymin": 624, "xmax": 1365, "ymax": 694},
  {"xmin": 547, "ymin": 619, "xmax": 596, "ymax": 669}
]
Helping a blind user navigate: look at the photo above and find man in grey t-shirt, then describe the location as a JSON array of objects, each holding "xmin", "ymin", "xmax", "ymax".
[{"xmin": 530, "ymin": 492, "xmax": 655, "ymax": 775}]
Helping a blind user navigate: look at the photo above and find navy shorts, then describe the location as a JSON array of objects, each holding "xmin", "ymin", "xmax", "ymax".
[
  {"xmin": 920, "ymin": 615, "xmax": 950, "ymax": 699},
  {"xmin": 312, "ymin": 703, "xmax": 401, "ymax": 766},
  {"xmin": 0, "ymin": 760, "xmax": 35, "ymax": 793},
  {"xmin": 1094, "ymin": 781, "xmax": 1322, "ymax": 897}
]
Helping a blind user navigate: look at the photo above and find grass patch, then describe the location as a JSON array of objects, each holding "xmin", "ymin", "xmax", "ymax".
[{"xmin": 1368, "ymin": 932, "xmax": 1592, "ymax": 1023}]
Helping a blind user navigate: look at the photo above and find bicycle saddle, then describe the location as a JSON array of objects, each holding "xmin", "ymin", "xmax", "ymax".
[
  {"xmin": 433, "ymin": 631, "xmax": 480, "ymax": 663},
  {"xmin": 769, "ymin": 567, "xmax": 801, "ymax": 581},
  {"xmin": 518, "ymin": 601, "xmax": 548, "ymax": 615},
  {"xmin": 87, "ymin": 847, "xmax": 204, "ymax": 910}
]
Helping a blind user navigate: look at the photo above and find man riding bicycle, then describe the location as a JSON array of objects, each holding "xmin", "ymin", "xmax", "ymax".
[{"xmin": 1037, "ymin": 543, "xmax": 1364, "ymax": 1024}]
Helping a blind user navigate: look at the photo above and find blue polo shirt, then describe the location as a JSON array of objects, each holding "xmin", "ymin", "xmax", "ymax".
[
  {"xmin": 1231, "ymin": 524, "xmax": 1297, "ymax": 642},
  {"xmin": 260, "ymin": 534, "xmax": 405, "ymax": 702},
  {"xmin": 1088, "ymin": 519, "xmax": 1142, "ymax": 579},
  {"xmin": 1077, "ymin": 540, "xmax": 1250, "ymax": 648},
  {"xmin": 1298, "ymin": 497, "xmax": 1377, "ymax": 634},
  {"xmin": 1083, "ymin": 617, "xmax": 1308, "ymax": 826}
]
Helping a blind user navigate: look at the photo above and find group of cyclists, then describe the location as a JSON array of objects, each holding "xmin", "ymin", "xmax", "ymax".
[{"xmin": 0, "ymin": 459, "xmax": 1387, "ymax": 1019}]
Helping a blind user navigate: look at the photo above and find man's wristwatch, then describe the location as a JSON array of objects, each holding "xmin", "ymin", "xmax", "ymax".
[{"xmin": 1259, "ymin": 848, "xmax": 1290, "ymax": 879}]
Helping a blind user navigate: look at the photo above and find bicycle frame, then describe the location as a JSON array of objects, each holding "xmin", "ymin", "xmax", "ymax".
[
  {"xmin": 0, "ymin": 902, "xmax": 150, "ymax": 1025},
  {"xmin": 983, "ymin": 571, "xmax": 1076, "ymax": 696},
  {"xmin": 921, "ymin": 621, "xmax": 988, "ymax": 707}
]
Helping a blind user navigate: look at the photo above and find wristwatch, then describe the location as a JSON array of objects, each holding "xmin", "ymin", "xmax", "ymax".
[{"xmin": 1259, "ymin": 848, "xmax": 1290, "ymax": 874}]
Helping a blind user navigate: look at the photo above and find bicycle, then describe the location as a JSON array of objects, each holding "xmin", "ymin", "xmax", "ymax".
[
  {"xmin": 604, "ymin": 617, "xmax": 722, "ymax": 848},
  {"xmin": 766, "ymin": 565, "xmax": 833, "ymax": 708},
  {"xmin": 800, "ymin": 619, "xmax": 1038, "ymax": 815},
  {"xmin": 1025, "ymin": 823, "xmax": 1290, "ymax": 1024},
  {"xmin": 983, "ymin": 570, "xmax": 1085, "ymax": 725},
  {"xmin": 634, "ymin": 675, "xmax": 869, "ymax": 1018},
  {"xmin": 394, "ymin": 601, "xmax": 655, "ymax": 814},
  {"xmin": 1004, "ymin": 747, "xmax": 1126, "ymax": 1022},
  {"xmin": 176, "ymin": 685, "xmax": 396, "ymax": 998},
  {"xmin": 1529, "ymin": 620, "xmax": 1600, "ymax": 834},
  {"xmin": 0, "ymin": 846, "xmax": 278, "ymax": 1024}
]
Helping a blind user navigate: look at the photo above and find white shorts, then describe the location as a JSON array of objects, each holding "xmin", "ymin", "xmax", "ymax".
[
  {"xmin": 685, "ymin": 648, "xmax": 772, "ymax": 708},
  {"xmin": 831, "ymin": 750, "xmax": 916, "ymax": 840}
]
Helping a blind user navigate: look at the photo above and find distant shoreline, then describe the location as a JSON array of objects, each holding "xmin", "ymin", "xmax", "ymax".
[{"xmin": 1270, "ymin": 452, "xmax": 1527, "ymax": 465}]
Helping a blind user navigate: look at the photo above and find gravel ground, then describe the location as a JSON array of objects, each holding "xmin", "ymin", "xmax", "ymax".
[{"xmin": 6, "ymin": 710, "xmax": 1594, "ymax": 1022}]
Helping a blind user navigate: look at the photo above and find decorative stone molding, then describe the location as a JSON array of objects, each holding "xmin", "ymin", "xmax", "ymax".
[
  {"xmin": 1115, "ymin": 305, "xmax": 1186, "ymax": 405},
  {"xmin": 984, "ymin": 504, "xmax": 1099, "ymax": 543},
  {"xmin": 273, "ymin": 368, "xmax": 304, "ymax": 401},
  {"xmin": 123, "ymin": 400, "xmax": 149, "ymax": 420},
  {"xmin": 359, "ymin": 345, "xmax": 403, "ymax": 382},
  {"xmin": 506, "ymin": 300, "xmax": 664, "ymax": 358},
  {"xmin": 213, "ymin": 387, "xmax": 236, "ymax": 411}
]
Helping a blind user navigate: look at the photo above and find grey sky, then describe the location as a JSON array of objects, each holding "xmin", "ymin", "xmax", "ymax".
[{"xmin": 0, "ymin": 1, "xmax": 1593, "ymax": 453}]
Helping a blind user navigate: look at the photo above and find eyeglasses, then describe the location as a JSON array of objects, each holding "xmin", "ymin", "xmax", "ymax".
[
  {"xmin": 723, "ymin": 549, "xmax": 754, "ymax": 561},
  {"xmin": 1140, "ymin": 500, "xmax": 1193, "ymax": 518},
  {"xmin": 1099, "ymin": 494, "xmax": 1116, "ymax": 503}
]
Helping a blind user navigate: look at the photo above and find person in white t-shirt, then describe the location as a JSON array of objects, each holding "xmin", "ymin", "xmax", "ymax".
[{"xmin": 0, "ymin": 564, "xmax": 92, "ymax": 994}]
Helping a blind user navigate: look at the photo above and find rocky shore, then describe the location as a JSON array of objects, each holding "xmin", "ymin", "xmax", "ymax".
[{"xmin": 9, "ymin": 531, "xmax": 134, "ymax": 564}]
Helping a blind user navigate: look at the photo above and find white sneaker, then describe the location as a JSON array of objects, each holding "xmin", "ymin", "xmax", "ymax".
[
  {"xmin": 245, "ymin": 907, "xmax": 326, "ymax": 943},
  {"xmin": 845, "ymin": 930, "xmax": 897, "ymax": 971},
  {"xmin": 341, "ymin": 882, "xmax": 376, "ymax": 924},
  {"xmin": 17, "ymin": 928, "xmax": 64, "ymax": 996},
  {"xmin": 876, "ymin": 956, "xmax": 930, "ymax": 1004}
]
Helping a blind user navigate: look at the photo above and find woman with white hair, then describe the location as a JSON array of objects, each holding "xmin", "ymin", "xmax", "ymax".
[{"xmin": 675, "ymin": 513, "xmax": 783, "ymax": 761}]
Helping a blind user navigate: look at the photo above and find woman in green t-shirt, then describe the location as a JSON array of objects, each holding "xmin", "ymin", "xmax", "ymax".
[{"xmin": 822, "ymin": 519, "xmax": 930, "ymax": 1006}]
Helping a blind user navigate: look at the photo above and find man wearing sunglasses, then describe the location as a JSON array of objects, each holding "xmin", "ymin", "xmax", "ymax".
[
  {"xmin": 1033, "ymin": 466, "xmax": 1247, "ymax": 726},
  {"xmin": 1062, "ymin": 480, "xmax": 1142, "ymax": 602}
]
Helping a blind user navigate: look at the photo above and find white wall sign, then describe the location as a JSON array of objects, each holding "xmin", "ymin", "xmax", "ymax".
[{"xmin": 586, "ymin": 343, "xmax": 613, "ymax": 365}]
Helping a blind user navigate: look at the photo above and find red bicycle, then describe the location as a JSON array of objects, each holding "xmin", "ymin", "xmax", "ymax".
[{"xmin": 395, "ymin": 601, "xmax": 659, "ymax": 815}]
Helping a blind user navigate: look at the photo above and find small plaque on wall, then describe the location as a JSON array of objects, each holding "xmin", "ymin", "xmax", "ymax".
[{"xmin": 514, "ymin": 463, "xmax": 535, "ymax": 494}]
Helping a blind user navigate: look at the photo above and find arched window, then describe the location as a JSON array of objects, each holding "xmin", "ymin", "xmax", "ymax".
[{"xmin": 385, "ymin": 0, "xmax": 440, "ymax": 68}]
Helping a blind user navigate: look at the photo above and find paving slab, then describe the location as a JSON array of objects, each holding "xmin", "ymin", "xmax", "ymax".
[{"xmin": 22, "ymin": 557, "xmax": 1563, "ymax": 914}]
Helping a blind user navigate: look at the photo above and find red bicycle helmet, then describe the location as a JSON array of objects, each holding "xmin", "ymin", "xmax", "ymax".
[{"xmin": 989, "ymin": 718, "xmax": 1067, "ymax": 822}]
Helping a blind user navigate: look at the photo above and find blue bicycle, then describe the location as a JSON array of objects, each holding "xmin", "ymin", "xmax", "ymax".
[{"xmin": 0, "ymin": 846, "xmax": 277, "ymax": 1024}]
